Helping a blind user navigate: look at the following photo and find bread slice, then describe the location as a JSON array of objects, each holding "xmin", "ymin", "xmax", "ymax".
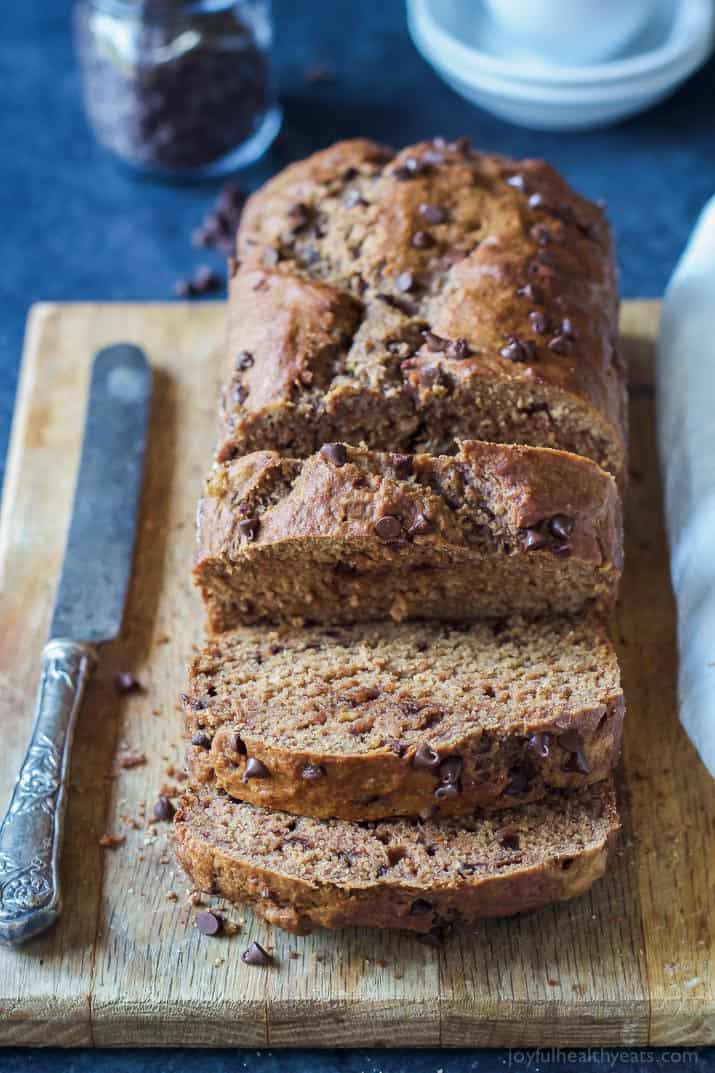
[
  {"xmin": 174, "ymin": 780, "xmax": 619, "ymax": 935},
  {"xmin": 194, "ymin": 440, "xmax": 622, "ymax": 631},
  {"xmin": 184, "ymin": 615, "xmax": 623, "ymax": 820},
  {"xmin": 220, "ymin": 138, "xmax": 626, "ymax": 478}
]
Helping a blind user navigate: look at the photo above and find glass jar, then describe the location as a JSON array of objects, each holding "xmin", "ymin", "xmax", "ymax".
[{"xmin": 74, "ymin": 0, "xmax": 281, "ymax": 178}]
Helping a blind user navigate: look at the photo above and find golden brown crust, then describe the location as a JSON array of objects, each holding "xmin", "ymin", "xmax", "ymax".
[
  {"xmin": 194, "ymin": 441, "xmax": 623, "ymax": 630},
  {"xmin": 222, "ymin": 138, "xmax": 625, "ymax": 477},
  {"xmin": 183, "ymin": 616, "xmax": 624, "ymax": 820},
  {"xmin": 173, "ymin": 781, "xmax": 620, "ymax": 935}
]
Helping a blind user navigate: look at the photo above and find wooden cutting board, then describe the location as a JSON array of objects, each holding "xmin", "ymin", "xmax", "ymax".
[{"xmin": 0, "ymin": 301, "xmax": 712, "ymax": 1048}]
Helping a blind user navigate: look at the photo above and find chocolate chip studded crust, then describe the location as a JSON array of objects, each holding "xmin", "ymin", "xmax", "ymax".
[
  {"xmin": 174, "ymin": 780, "xmax": 619, "ymax": 935},
  {"xmin": 220, "ymin": 138, "xmax": 625, "ymax": 479},
  {"xmin": 194, "ymin": 440, "xmax": 623, "ymax": 631},
  {"xmin": 183, "ymin": 615, "xmax": 623, "ymax": 820}
]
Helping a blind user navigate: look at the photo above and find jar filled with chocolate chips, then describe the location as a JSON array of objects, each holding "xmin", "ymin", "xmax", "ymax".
[{"xmin": 74, "ymin": 0, "xmax": 281, "ymax": 177}]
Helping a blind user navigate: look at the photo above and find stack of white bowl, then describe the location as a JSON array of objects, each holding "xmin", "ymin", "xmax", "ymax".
[{"xmin": 407, "ymin": 0, "xmax": 714, "ymax": 130}]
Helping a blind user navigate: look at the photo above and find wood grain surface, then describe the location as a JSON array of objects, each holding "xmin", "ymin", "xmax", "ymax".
[{"xmin": 0, "ymin": 301, "xmax": 711, "ymax": 1047}]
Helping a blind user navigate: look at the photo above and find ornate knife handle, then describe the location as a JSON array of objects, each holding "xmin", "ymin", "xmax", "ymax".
[{"xmin": 0, "ymin": 639, "xmax": 96, "ymax": 944}]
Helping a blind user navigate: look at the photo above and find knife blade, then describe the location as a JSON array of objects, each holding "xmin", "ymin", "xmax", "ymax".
[{"xmin": 0, "ymin": 343, "xmax": 151, "ymax": 944}]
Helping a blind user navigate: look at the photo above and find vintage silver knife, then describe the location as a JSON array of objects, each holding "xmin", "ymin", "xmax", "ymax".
[{"xmin": 0, "ymin": 343, "xmax": 151, "ymax": 945}]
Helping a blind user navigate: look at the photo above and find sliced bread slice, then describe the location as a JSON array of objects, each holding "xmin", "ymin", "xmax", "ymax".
[
  {"xmin": 174, "ymin": 780, "xmax": 619, "ymax": 935},
  {"xmin": 194, "ymin": 440, "xmax": 622, "ymax": 631},
  {"xmin": 184, "ymin": 614, "xmax": 623, "ymax": 820}
]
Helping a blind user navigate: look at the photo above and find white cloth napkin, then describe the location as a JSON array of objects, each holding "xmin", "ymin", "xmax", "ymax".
[{"xmin": 656, "ymin": 195, "xmax": 715, "ymax": 777}]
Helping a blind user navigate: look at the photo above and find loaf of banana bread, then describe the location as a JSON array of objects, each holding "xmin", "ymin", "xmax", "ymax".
[{"xmin": 219, "ymin": 138, "xmax": 625, "ymax": 478}]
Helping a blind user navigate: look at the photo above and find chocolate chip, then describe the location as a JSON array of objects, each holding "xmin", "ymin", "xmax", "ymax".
[
  {"xmin": 504, "ymin": 768, "xmax": 530, "ymax": 795},
  {"xmin": 438, "ymin": 756, "xmax": 463, "ymax": 785},
  {"xmin": 288, "ymin": 202, "xmax": 312, "ymax": 230},
  {"xmin": 191, "ymin": 731, "xmax": 211, "ymax": 749},
  {"xmin": 232, "ymin": 383, "xmax": 248, "ymax": 405},
  {"xmin": 194, "ymin": 265, "xmax": 220, "ymax": 294},
  {"xmin": 390, "ymin": 740, "xmax": 407, "ymax": 757},
  {"xmin": 528, "ymin": 192, "xmax": 546, "ymax": 210},
  {"xmin": 394, "ymin": 156, "xmax": 429, "ymax": 180},
  {"xmin": 411, "ymin": 230, "xmax": 435, "ymax": 250},
  {"xmin": 517, "ymin": 283, "xmax": 543, "ymax": 303},
  {"xmin": 419, "ymin": 203, "xmax": 446, "ymax": 225},
  {"xmin": 407, "ymin": 512, "xmax": 432, "ymax": 537},
  {"xmin": 243, "ymin": 757, "xmax": 270, "ymax": 780},
  {"xmin": 530, "ymin": 224, "xmax": 550, "ymax": 246},
  {"xmin": 413, "ymin": 744, "xmax": 441, "ymax": 772},
  {"xmin": 548, "ymin": 334, "xmax": 573, "ymax": 355},
  {"xmin": 153, "ymin": 795, "xmax": 175, "ymax": 821},
  {"xmin": 196, "ymin": 910, "xmax": 222, "ymax": 936},
  {"xmin": 500, "ymin": 832, "xmax": 520, "ymax": 851},
  {"xmin": 528, "ymin": 311, "xmax": 550, "ymax": 334},
  {"xmin": 115, "ymin": 671, "xmax": 143, "ymax": 694},
  {"xmin": 447, "ymin": 337, "xmax": 471, "ymax": 360},
  {"xmin": 409, "ymin": 898, "xmax": 433, "ymax": 915},
  {"xmin": 231, "ymin": 733, "xmax": 247, "ymax": 755},
  {"xmin": 301, "ymin": 763, "xmax": 326, "ymax": 780},
  {"xmin": 521, "ymin": 528, "xmax": 548, "ymax": 551},
  {"xmin": 393, "ymin": 454, "xmax": 414, "ymax": 478},
  {"xmin": 236, "ymin": 350, "xmax": 254, "ymax": 369},
  {"xmin": 422, "ymin": 330, "xmax": 447, "ymax": 352},
  {"xmin": 268, "ymin": 643, "xmax": 284, "ymax": 655},
  {"xmin": 395, "ymin": 270, "xmax": 415, "ymax": 293},
  {"xmin": 561, "ymin": 317, "xmax": 577, "ymax": 339},
  {"xmin": 500, "ymin": 337, "xmax": 536, "ymax": 364},
  {"xmin": 527, "ymin": 732, "xmax": 551, "ymax": 759},
  {"xmin": 239, "ymin": 517, "xmax": 260, "ymax": 541},
  {"xmin": 548, "ymin": 515, "xmax": 575, "ymax": 540},
  {"xmin": 419, "ymin": 365, "xmax": 450, "ymax": 389},
  {"xmin": 374, "ymin": 515, "xmax": 403, "ymax": 542},
  {"xmin": 435, "ymin": 782, "xmax": 459, "ymax": 801},
  {"xmin": 506, "ymin": 174, "xmax": 526, "ymax": 191},
  {"xmin": 241, "ymin": 941, "xmax": 273, "ymax": 966},
  {"xmin": 320, "ymin": 442, "xmax": 348, "ymax": 467}
]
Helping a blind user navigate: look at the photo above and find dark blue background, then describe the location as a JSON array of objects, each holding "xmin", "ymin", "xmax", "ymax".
[{"xmin": 2, "ymin": 0, "xmax": 714, "ymax": 1068}]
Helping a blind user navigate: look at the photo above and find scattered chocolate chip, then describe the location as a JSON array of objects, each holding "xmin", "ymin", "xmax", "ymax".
[
  {"xmin": 422, "ymin": 330, "xmax": 447, "ymax": 352},
  {"xmin": 241, "ymin": 941, "xmax": 273, "ymax": 966},
  {"xmin": 506, "ymin": 174, "xmax": 527, "ymax": 191},
  {"xmin": 301, "ymin": 763, "xmax": 326, "ymax": 780},
  {"xmin": 409, "ymin": 898, "xmax": 433, "ymax": 915},
  {"xmin": 115, "ymin": 671, "xmax": 143, "ymax": 694},
  {"xmin": 153, "ymin": 795, "xmax": 175, "ymax": 821},
  {"xmin": 236, "ymin": 350, "xmax": 254, "ymax": 369},
  {"xmin": 561, "ymin": 317, "xmax": 577, "ymax": 339},
  {"xmin": 447, "ymin": 337, "xmax": 471, "ymax": 359},
  {"xmin": 268, "ymin": 643, "xmax": 284, "ymax": 655},
  {"xmin": 231, "ymin": 733, "xmax": 247, "ymax": 755},
  {"xmin": 288, "ymin": 202, "xmax": 313, "ymax": 230},
  {"xmin": 191, "ymin": 731, "xmax": 211, "ymax": 749},
  {"xmin": 193, "ymin": 265, "xmax": 220, "ymax": 294},
  {"xmin": 413, "ymin": 744, "xmax": 441, "ymax": 772},
  {"xmin": 374, "ymin": 515, "xmax": 403, "ymax": 542},
  {"xmin": 548, "ymin": 514, "xmax": 575, "ymax": 540},
  {"xmin": 548, "ymin": 334, "xmax": 574, "ymax": 355},
  {"xmin": 320, "ymin": 442, "xmax": 348, "ymax": 467},
  {"xmin": 243, "ymin": 757, "xmax": 270, "ymax": 780},
  {"xmin": 196, "ymin": 910, "xmax": 222, "ymax": 936},
  {"xmin": 395, "ymin": 270, "xmax": 415, "ymax": 293},
  {"xmin": 411, "ymin": 230, "xmax": 435, "ymax": 249},
  {"xmin": 407, "ymin": 512, "xmax": 432, "ymax": 537},
  {"xmin": 438, "ymin": 756, "xmax": 463, "ymax": 785},
  {"xmin": 504, "ymin": 767, "xmax": 530, "ymax": 795},
  {"xmin": 517, "ymin": 283, "xmax": 543, "ymax": 303},
  {"xmin": 528, "ymin": 311, "xmax": 550, "ymax": 334},
  {"xmin": 419, "ymin": 203, "xmax": 446, "ymax": 224},
  {"xmin": 527, "ymin": 732, "xmax": 551, "ymax": 759},
  {"xmin": 500, "ymin": 336, "xmax": 536, "ymax": 364},
  {"xmin": 239, "ymin": 517, "xmax": 260, "ymax": 541}
]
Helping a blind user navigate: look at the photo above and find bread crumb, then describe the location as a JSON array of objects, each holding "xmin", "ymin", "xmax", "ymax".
[
  {"xmin": 156, "ymin": 633, "xmax": 171, "ymax": 645},
  {"xmin": 166, "ymin": 891, "xmax": 178, "ymax": 902},
  {"xmin": 117, "ymin": 747, "xmax": 147, "ymax": 770},
  {"xmin": 99, "ymin": 833, "xmax": 125, "ymax": 848}
]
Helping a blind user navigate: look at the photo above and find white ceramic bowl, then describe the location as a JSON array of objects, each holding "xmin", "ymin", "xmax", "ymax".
[
  {"xmin": 407, "ymin": 0, "xmax": 714, "ymax": 130},
  {"xmin": 482, "ymin": 0, "xmax": 655, "ymax": 65}
]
